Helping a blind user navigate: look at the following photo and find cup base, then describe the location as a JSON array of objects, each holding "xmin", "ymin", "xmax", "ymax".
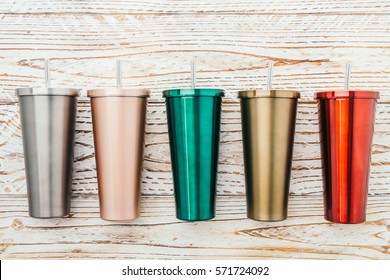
[
  {"xmin": 29, "ymin": 213, "xmax": 70, "ymax": 219},
  {"xmin": 247, "ymin": 213, "xmax": 287, "ymax": 222},
  {"xmin": 100, "ymin": 215, "xmax": 140, "ymax": 222},
  {"xmin": 247, "ymin": 216, "xmax": 287, "ymax": 222},
  {"xmin": 325, "ymin": 216, "xmax": 366, "ymax": 224},
  {"xmin": 176, "ymin": 215, "xmax": 215, "ymax": 222}
]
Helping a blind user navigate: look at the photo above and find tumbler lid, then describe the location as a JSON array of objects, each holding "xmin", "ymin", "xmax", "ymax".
[
  {"xmin": 315, "ymin": 90, "xmax": 379, "ymax": 99},
  {"xmin": 16, "ymin": 88, "xmax": 80, "ymax": 97},
  {"xmin": 238, "ymin": 89, "xmax": 300, "ymax": 99},
  {"xmin": 163, "ymin": 88, "xmax": 224, "ymax": 98},
  {"xmin": 87, "ymin": 88, "xmax": 150, "ymax": 98}
]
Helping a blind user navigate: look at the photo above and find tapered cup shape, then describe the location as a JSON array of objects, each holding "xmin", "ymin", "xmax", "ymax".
[
  {"xmin": 163, "ymin": 89, "xmax": 224, "ymax": 221},
  {"xmin": 239, "ymin": 90, "xmax": 300, "ymax": 221},
  {"xmin": 16, "ymin": 88, "xmax": 79, "ymax": 218},
  {"xmin": 315, "ymin": 90, "xmax": 379, "ymax": 224},
  {"xmin": 88, "ymin": 89, "xmax": 149, "ymax": 221}
]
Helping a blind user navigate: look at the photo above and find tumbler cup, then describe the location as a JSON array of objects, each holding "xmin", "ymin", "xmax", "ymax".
[
  {"xmin": 238, "ymin": 90, "xmax": 300, "ymax": 221},
  {"xmin": 16, "ymin": 88, "xmax": 79, "ymax": 218},
  {"xmin": 315, "ymin": 90, "xmax": 379, "ymax": 224},
  {"xmin": 163, "ymin": 89, "xmax": 224, "ymax": 221},
  {"xmin": 88, "ymin": 89, "xmax": 149, "ymax": 221}
]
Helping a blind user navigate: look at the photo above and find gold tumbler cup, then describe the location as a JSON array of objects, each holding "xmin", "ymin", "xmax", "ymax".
[
  {"xmin": 238, "ymin": 90, "xmax": 300, "ymax": 221},
  {"xmin": 88, "ymin": 89, "xmax": 150, "ymax": 221}
]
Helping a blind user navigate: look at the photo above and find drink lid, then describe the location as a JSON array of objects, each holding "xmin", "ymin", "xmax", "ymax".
[
  {"xmin": 238, "ymin": 90, "xmax": 300, "ymax": 99},
  {"xmin": 87, "ymin": 88, "xmax": 150, "ymax": 98},
  {"xmin": 163, "ymin": 88, "xmax": 224, "ymax": 98},
  {"xmin": 16, "ymin": 88, "xmax": 80, "ymax": 97},
  {"xmin": 315, "ymin": 90, "xmax": 379, "ymax": 99}
]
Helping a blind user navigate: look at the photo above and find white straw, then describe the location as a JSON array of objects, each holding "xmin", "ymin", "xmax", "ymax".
[
  {"xmin": 344, "ymin": 61, "xmax": 351, "ymax": 90},
  {"xmin": 44, "ymin": 58, "xmax": 50, "ymax": 88},
  {"xmin": 116, "ymin": 60, "xmax": 122, "ymax": 89},
  {"xmin": 266, "ymin": 61, "xmax": 274, "ymax": 90},
  {"xmin": 191, "ymin": 60, "xmax": 196, "ymax": 88}
]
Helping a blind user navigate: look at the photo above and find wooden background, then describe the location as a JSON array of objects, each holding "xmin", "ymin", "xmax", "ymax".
[{"xmin": 0, "ymin": 0, "xmax": 389, "ymax": 259}]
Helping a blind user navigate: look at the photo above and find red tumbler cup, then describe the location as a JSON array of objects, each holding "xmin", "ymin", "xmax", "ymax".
[{"xmin": 315, "ymin": 90, "xmax": 379, "ymax": 224}]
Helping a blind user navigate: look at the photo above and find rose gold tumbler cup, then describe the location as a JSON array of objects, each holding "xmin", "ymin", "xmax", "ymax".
[{"xmin": 88, "ymin": 89, "xmax": 150, "ymax": 221}]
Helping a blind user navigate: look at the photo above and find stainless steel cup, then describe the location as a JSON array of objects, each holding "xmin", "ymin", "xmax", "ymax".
[
  {"xmin": 87, "ymin": 89, "xmax": 150, "ymax": 221},
  {"xmin": 16, "ymin": 88, "xmax": 79, "ymax": 218},
  {"xmin": 238, "ymin": 90, "xmax": 300, "ymax": 221}
]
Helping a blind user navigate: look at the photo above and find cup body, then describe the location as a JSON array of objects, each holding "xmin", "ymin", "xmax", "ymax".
[
  {"xmin": 239, "ymin": 90, "xmax": 300, "ymax": 221},
  {"xmin": 88, "ymin": 89, "xmax": 149, "ymax": 221},
  {"xmin": 163, "ymin": 89, "xmax": 224, "ymax": 221},
  {"xmin": 16, "ymin": 88, "xmax": 79, "ymax": 218},
  {"xmin": 315, "ymin": 90, "xmax": 379, "ymax": 224}
]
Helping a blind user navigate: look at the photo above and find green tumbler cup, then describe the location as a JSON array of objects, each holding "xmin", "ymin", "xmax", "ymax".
[{"xmin": 163, "ymin": 88, "xmax": 224, "ymax": 221}]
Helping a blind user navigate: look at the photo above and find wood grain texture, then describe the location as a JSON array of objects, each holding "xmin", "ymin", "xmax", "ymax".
[
  {"xmin": 0, "ymin": 13, "xmax": 389, "ymax": 103},
  {"xmin": 1, "ymin": 101, "xmax": 389, "ymax": 196},
  {"xmin": 0, "ymin": 1, "xmax": 389, "ymax": 260},
  {"xmin": 1, "ymin": 0, "xmax": 389, "ymax": 14},
  {"xmin": 0, "ymin": 195, "xmax": 389, "ymax": 259}
]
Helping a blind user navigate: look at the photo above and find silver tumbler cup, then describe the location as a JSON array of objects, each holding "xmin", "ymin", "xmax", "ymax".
[{"xmin": 16, "ymin": 88, "xmax": 79, "ymax": 218}]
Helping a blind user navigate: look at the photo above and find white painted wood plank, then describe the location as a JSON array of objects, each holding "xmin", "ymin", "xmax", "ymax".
[
  {"xmin": 1, "ymin": 102, "xmax": 389, "ymax": 196},
  {"xmin": 0, "ymin": 195, "xmax": 389, "ymax": 259},
  {"xmin": 0, "ymin": 14, "xmax": 389, "ymax": 103},
  {"xmin": 0, "ymin": 2, "xmax": 389, "ymax": 261},
  {"xmin": 1, "ymin": 1, "xmax": 389, "ymax": 14}
]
